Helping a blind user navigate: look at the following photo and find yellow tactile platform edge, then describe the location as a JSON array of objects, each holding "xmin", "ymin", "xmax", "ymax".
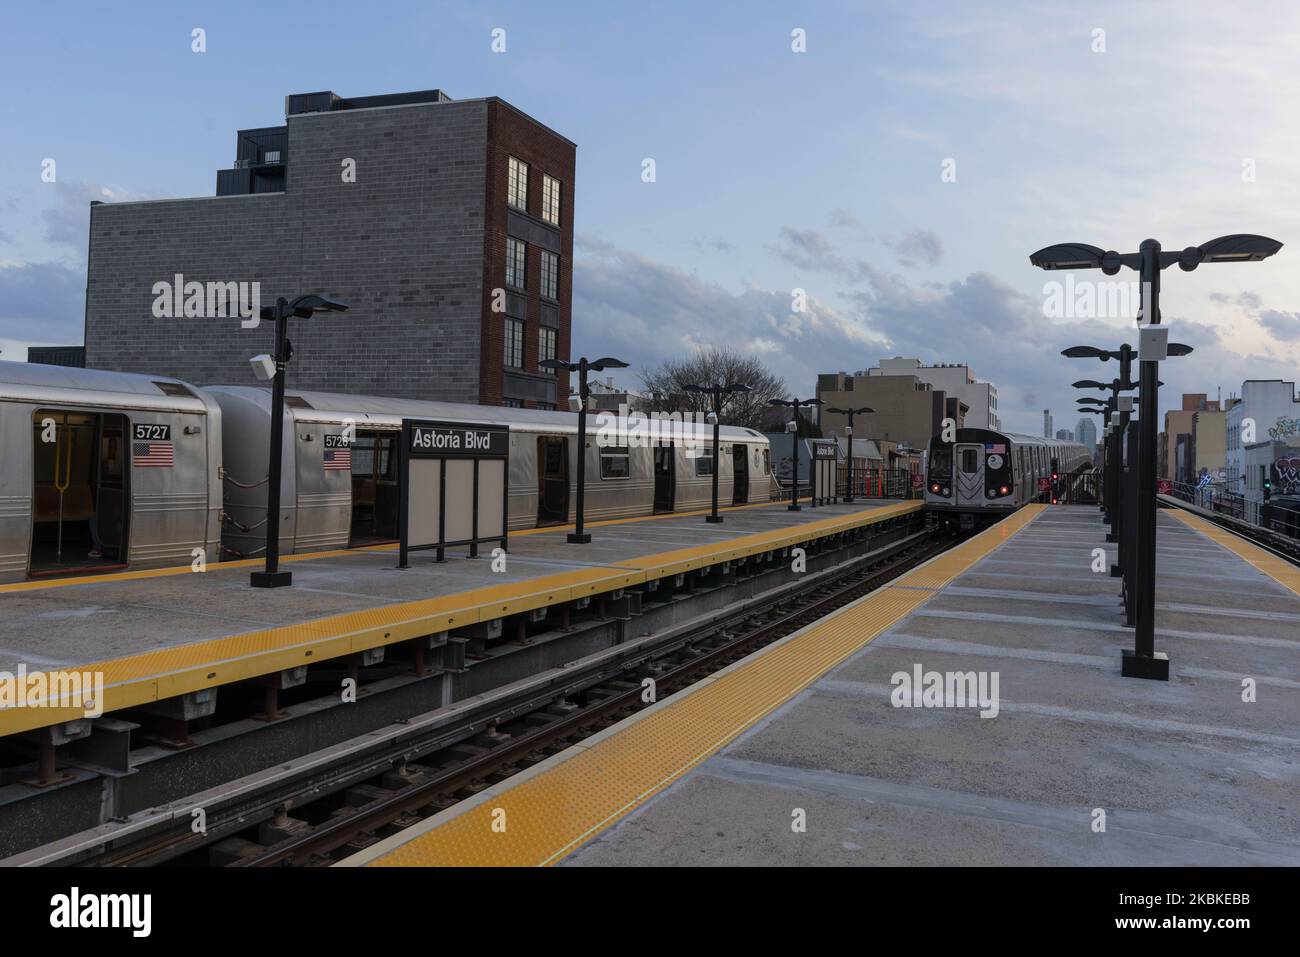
[
  {"xmin": 0, "ymin": 499, "xmax": 789, "ymax": 595},
  {"xmin": 356, "ymin": 504, "xmax": 1046, "ymax": 867},
  {"xmin": 0, "ymin": 501, "xmax": 921, "ymax": 738},
  {"xmin": 1169, "ymin": 509, "xmax": 1300, "ymax": 595}
]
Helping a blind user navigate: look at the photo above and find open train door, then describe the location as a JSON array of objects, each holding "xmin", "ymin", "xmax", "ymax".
[
  {"xmin": 536, "ymin": 435, "xmax": 569, "ymax": 525},
  {"xmin": 953, "ymin": 442, "xmax": 986, "ymax": 507},
  {"xmin": 654, "ymin": 443, "xmax": 675, "ymax": 513},
  {"xmin": 732, "ymin": 444, "xmax": 749, "ymax": 504},
  {"xmin": 30, "ymin": 410, "xmax": 129, "ymax": 577}
]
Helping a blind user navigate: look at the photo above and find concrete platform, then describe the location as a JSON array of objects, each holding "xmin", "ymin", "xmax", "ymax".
[
  {"xmin": 0, "ymin": 498, "xmax": 917, "ymax": 736},
  {"xmin": 564, "ymin": 506, "xmax": 1300, "ymax": 866}
]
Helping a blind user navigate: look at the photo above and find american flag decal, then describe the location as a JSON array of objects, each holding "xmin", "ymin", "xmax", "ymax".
[
  {"xmin": 324, "ymin": 447, "xmax": 352, "ymax": 470},
  {"xmin": 132, "ymin": 441, "xmax": 174, "ymax": 467},
  {"xmin": 985, "ymin": 443, "xmax": 1006, "ymax": 454}
]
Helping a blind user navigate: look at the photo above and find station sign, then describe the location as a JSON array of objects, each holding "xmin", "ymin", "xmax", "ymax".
[
  {"xmin": 812, "ymin": 443, "xmax": 838, "ymax": 460},
  {"xmin": 810, "ymin": 440, "xmax": 838, "ymax": 506},
  {"xmin": 1037, "ymin": 477, "xmax": 1052, "ymax": 492},
  {"xmin": 398, "ymin": 418, "xmax": 510, "ymax": 566}
]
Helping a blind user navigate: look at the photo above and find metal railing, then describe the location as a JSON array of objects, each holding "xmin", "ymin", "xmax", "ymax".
[{"xmin": 838, "ymin": 468, "xmax": 919, "ymax": 499}]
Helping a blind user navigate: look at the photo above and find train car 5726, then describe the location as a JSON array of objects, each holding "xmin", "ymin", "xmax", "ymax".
[{"xmin": 924, "ymin": 427, "xmax": 1091, "ymax": 530}]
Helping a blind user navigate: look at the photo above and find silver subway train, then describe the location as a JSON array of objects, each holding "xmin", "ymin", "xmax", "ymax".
[
  {"xmin": 0, "ymin": 361, "xmax": 772, "ymax": 582},
  {"xmin": 924, "ymin": 427, "xmax": 1092, "ymax": 529}
]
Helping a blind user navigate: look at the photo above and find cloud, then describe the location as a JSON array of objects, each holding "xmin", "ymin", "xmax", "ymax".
[
  {"xmin": 573, "ymin": 236, "xmax": 885, "ymax": 393},
  {"xmin": 1258, "ymin": 309, "xmax": 1300, "ymax": 342},
  {"xmin": 887, "ymin": 228, "xmax": 944, "ymax": 268},
  {"xmin": 769, "ymin": 227, "xmax": 874, "ymax": 283},
  {"xmin": 1210, "ymin": 290, "xmax": 1264, "ymax": 311},
  {"xmin": 40, "ymin": 180, "xmax": 159, "ymax": 252},
  {"xmin": 0, "ymin": 260, "xmax": 85, "ymax": 350},
  {"xmin": 828, "ymin": 208, "xmax": 862, "ymax": 229},
  {"xmin": 689, "ymin": 235, "xmax": 736, "ymax": 254}
]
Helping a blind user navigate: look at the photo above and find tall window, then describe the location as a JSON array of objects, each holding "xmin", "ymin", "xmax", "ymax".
[
  {"xmin": 539, "ymin": 326, "xmax": 557, "ymax": 365},
  {"xmin": 504, "ymin": 318, "xmax": 524, "ymax": 369},
  {"xmin": 508, "ymin": 156, "xmax": 528, "ymax": 210},
  {"xmin": 542, "ymin": 174, "xmax": 561, "ymax": 225},
  {"xmin": 540, "ymin": 250, "xmax": 559, "ymax": 300},
  {"xmin": 506, "ymin": 237, "xmax": 526, "ymax": 289}
]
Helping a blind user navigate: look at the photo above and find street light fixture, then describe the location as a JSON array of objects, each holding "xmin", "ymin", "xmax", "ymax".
[
  {"xmin": 1037, "ymin": 235, "xmax": 1281, "ymax": 680},
  {"xmin": 768, "ymin": 397, "xmax": 823, "ymax": 510},
  {"xmin": 539, "ymin": 355, "xmax": 630, "ymax": 544},
  {"xmin": 824, "ymin": 406, "xmax": 875, "ymax": 502},
  {"xmin": 250, "ymin": 294, "xmax": 349, "ymax": 589},
  {"xmin": 681, "ymin": 382, "xmax": 751, "ymax": 523}
]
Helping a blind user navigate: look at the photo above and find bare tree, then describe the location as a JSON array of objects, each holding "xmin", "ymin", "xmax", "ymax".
[{"xmin": 639, "ymin": 346, "xmax": 789, "ymax": 430}]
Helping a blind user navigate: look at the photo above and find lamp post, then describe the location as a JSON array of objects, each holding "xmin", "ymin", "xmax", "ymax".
[
  {"xmin": 768, "ymin": 398, "xmax": 822, "ymax": 510},
  {"xmin": 1036, "ymin": 234, "xmax": 1280, "ymax": 680},
  {"xmin": 824, "ymin": 406, "xmax": 874, "ymax": 502},
  {"xmin": 540, "ymin": 355, "xmax": 629, "ymax": 544},
  {"xmin": 682, "ymin": 382, "xmax": 751, "ymax": 523},
  {"xmin": 250, "ymin": 295, "xmax": 349, "ymax": 588}
]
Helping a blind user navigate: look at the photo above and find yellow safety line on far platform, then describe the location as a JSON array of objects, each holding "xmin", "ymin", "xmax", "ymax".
[
  {"xmin": 1169, "ymin": 509, "xmax": 1300, "ymax": 595},
  {"xmin": 0, "ymin": 498, "xmax": 810, "ymax": 595},
  {"xmin": 356, "ymin": 504, "xmax": 1045, "ymax": 868},
  {"xmin": 0, "ymin": 501, "xmax": 920, "ymax": 738}
]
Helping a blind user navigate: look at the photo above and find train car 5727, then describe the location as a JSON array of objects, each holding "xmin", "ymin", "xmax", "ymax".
[{"xmin": 924, "ymin": 427, "xmax": 1091, "ymax": 530}]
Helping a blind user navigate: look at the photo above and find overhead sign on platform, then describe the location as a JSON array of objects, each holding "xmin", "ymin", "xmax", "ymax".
[{"xmin": 408, "ymin": 423, "xmax": 509, "ymax": 458}]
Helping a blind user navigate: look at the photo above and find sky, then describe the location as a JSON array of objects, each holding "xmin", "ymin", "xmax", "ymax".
[{"xmin": 2, "ymin": 0, "xmax": 1299, "ymax": 434}]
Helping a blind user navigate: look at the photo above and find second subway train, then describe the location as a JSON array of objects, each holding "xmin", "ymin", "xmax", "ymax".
[
  {"xmin": 0, "ymin": 361, "xmax": 773, "ymax": 583},
  {"xmin": 924, "ymin": 427, "xmax": 1092, "ymax": 529}
]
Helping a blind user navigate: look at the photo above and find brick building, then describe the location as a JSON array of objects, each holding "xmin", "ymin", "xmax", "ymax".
[{"xmin": 83, "ymin": 89, "xmax": 575, "ymax": 408}]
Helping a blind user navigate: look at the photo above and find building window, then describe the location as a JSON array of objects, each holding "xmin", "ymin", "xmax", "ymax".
[
  {"xmin": 536, "ymin": 402, "xmax": 555, "ymax": 411},
  {"xmin": 540, "ymin": 250, "xmax": 559, "ymax": 300},
  {"xmin": 542, "ymin": 174, "xmax": 561, "ymax": 225},
  {"xmin": 600, "ymin": 446, "xmax": 631, "ymax": 480},
  {"xmin": 506, "ymin": 237, "xmax": 526, "ymax": 289},
  {"xmin": 504, "ymin": 318, "xmax": 524, "ymax": 369},
  {"xmin": 508, "ymin": 156, "xmax": 528, "ymax": 210},
  {"xmin": 503, "ymin": 398, "xmax": 524, "ymax": 408},
  {"xmin": 539, "ymin": 326, "xmax": 557, "ymax": 365}
]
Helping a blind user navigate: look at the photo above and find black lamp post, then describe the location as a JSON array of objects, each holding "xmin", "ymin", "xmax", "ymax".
[
  {"xmin": 250, "ymin": 294, "xmax": 349, "ymax": 588},
  {"xmin": 824, "ymin": 406, "xmax": 874, "ymax": 501},
  {"xmin": 540, "ymin": 355, "xmax": 629, "ymax": 544},
  {"xmin": 682, "ymin": 382, "xmax": 751, "ymax": 523},
  {"xmin": 1036, "ymin": 234, "xmax": 1280, "ymax": 680},
  {"xmin": 768, "ymin": 398, "xmax": 822, "ymax": 510}
]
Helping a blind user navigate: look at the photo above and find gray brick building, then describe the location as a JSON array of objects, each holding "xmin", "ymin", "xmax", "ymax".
[{"xmin": 84, "ymin": 89, "xmax": 575, "ymax": 407}]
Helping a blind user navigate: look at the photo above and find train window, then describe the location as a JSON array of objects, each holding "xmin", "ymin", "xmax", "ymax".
[
  {"xmin": 600, "ymin": 446, "xmax": 630, "ymax": 480},
  {"xmin": 695, "ymin": 447, "xmax": 714, "ymax": 477},
  {"xmin": 929, "ymin": 446, "xmax": 951, "ymax": 475},
  {"xmin": 762, "ymin": 449, "xmax": 770, "ymax": 474},
  {"xmin": 959, "ymin": 449, "xmax": 979, "ymax": 473}
]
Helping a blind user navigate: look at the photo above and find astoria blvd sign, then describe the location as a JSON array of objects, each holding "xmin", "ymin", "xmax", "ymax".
[{"xmin": 408, "ymin": 423, "xmax": 509, "ymax": 458}]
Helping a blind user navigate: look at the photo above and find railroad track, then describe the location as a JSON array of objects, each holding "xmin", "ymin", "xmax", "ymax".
[{"xmin": 80, "ymin": 525, "xmax": 953, "ymax": 868}]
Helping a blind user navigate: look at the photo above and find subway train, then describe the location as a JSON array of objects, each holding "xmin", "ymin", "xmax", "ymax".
[
  {"xmin": 924, "ymin": 427, "xmax": 1092, "ymax": 529},
  {"xmin": 0, "ymin": 361, "xmax": 772, "ymax": 583}
]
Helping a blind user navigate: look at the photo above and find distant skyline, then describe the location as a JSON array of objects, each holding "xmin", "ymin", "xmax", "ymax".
[{"xmin": 3, "ymin": 0, "xmax": 1299, "ymax": 432}]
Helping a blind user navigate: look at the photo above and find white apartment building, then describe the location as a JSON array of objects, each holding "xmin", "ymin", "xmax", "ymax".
[
  {"xmin": 1225, "ymin": 379, "xmax": 1300, "ymax": 500},
  {"xmin": 864, "ymin": 357, "xmax": 1000, "ymax": 430}
]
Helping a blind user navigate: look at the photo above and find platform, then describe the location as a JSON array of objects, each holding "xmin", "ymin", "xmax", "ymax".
[
  {"xmin": 350, "ymin": 504, "xmax": 1300, "ymax": 867},
  {"xmin": 0, "ymin": 499, "xmax": 919, "ymax": 737}
]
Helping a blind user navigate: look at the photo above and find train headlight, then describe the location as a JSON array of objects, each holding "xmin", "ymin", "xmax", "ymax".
[
  {"xmin": 999, "ymin": 485, "xmax": 1009, "ymax": 495},
  {"xmin": 930, "ymin": 483, "xmax": 941, "ymax": 493},
  {"xmin": 941, "ymin": 486, "xmax": 949, "ymax": 496}
]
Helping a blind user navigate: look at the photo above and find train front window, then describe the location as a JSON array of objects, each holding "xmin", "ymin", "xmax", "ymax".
[
  {"xmin": 929, "ymin": 446, "xmax": 951, "ymax": 477},
  {"xmin": 960, "ymin": 449, "xmax": 979, "ymax": 473}
]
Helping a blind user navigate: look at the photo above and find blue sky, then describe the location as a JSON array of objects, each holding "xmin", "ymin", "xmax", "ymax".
[{"xmin": 3, "ymin": 0, "xmax": 1299, "ymax": 433}]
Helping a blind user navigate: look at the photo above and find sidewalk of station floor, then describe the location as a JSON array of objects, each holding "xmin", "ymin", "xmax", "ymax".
[{"xmin": 349, "ymin": 504, "xmax": 1300, "ymax": 867}]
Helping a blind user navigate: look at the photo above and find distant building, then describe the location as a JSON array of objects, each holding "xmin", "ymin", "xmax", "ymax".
[
  {"xmin": 84, "ymin": 88, "xmax": 575, "ymax": 409},
  {"xmin": 864, "ymin": 357, "xmax": 999, "ymax": 429},
  {"xmin": 1055, "ymin": 428, "xmax": 1073, "ymax": 441},
  {"xmin": 1162, "ymin": 394, "xmax": 1222, "ymax": 482},
  {"xmin": 816, "ymin": 371, "xmax": 966, "ymax": 452},
  {"xmin": 27, "ymin": 346, "xmax": 86, "ymax": 368},
  {"xmin": 1074, "ymin": 416, "xmax": 1097, "ymax": 451},
  {"xmin": 1227, "ymin": 380, "xmax": 1300, "ymax": 500},
  {"xmin": 1043, "ymin": 409, "xmax": 1053, "ymax": 438}
]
